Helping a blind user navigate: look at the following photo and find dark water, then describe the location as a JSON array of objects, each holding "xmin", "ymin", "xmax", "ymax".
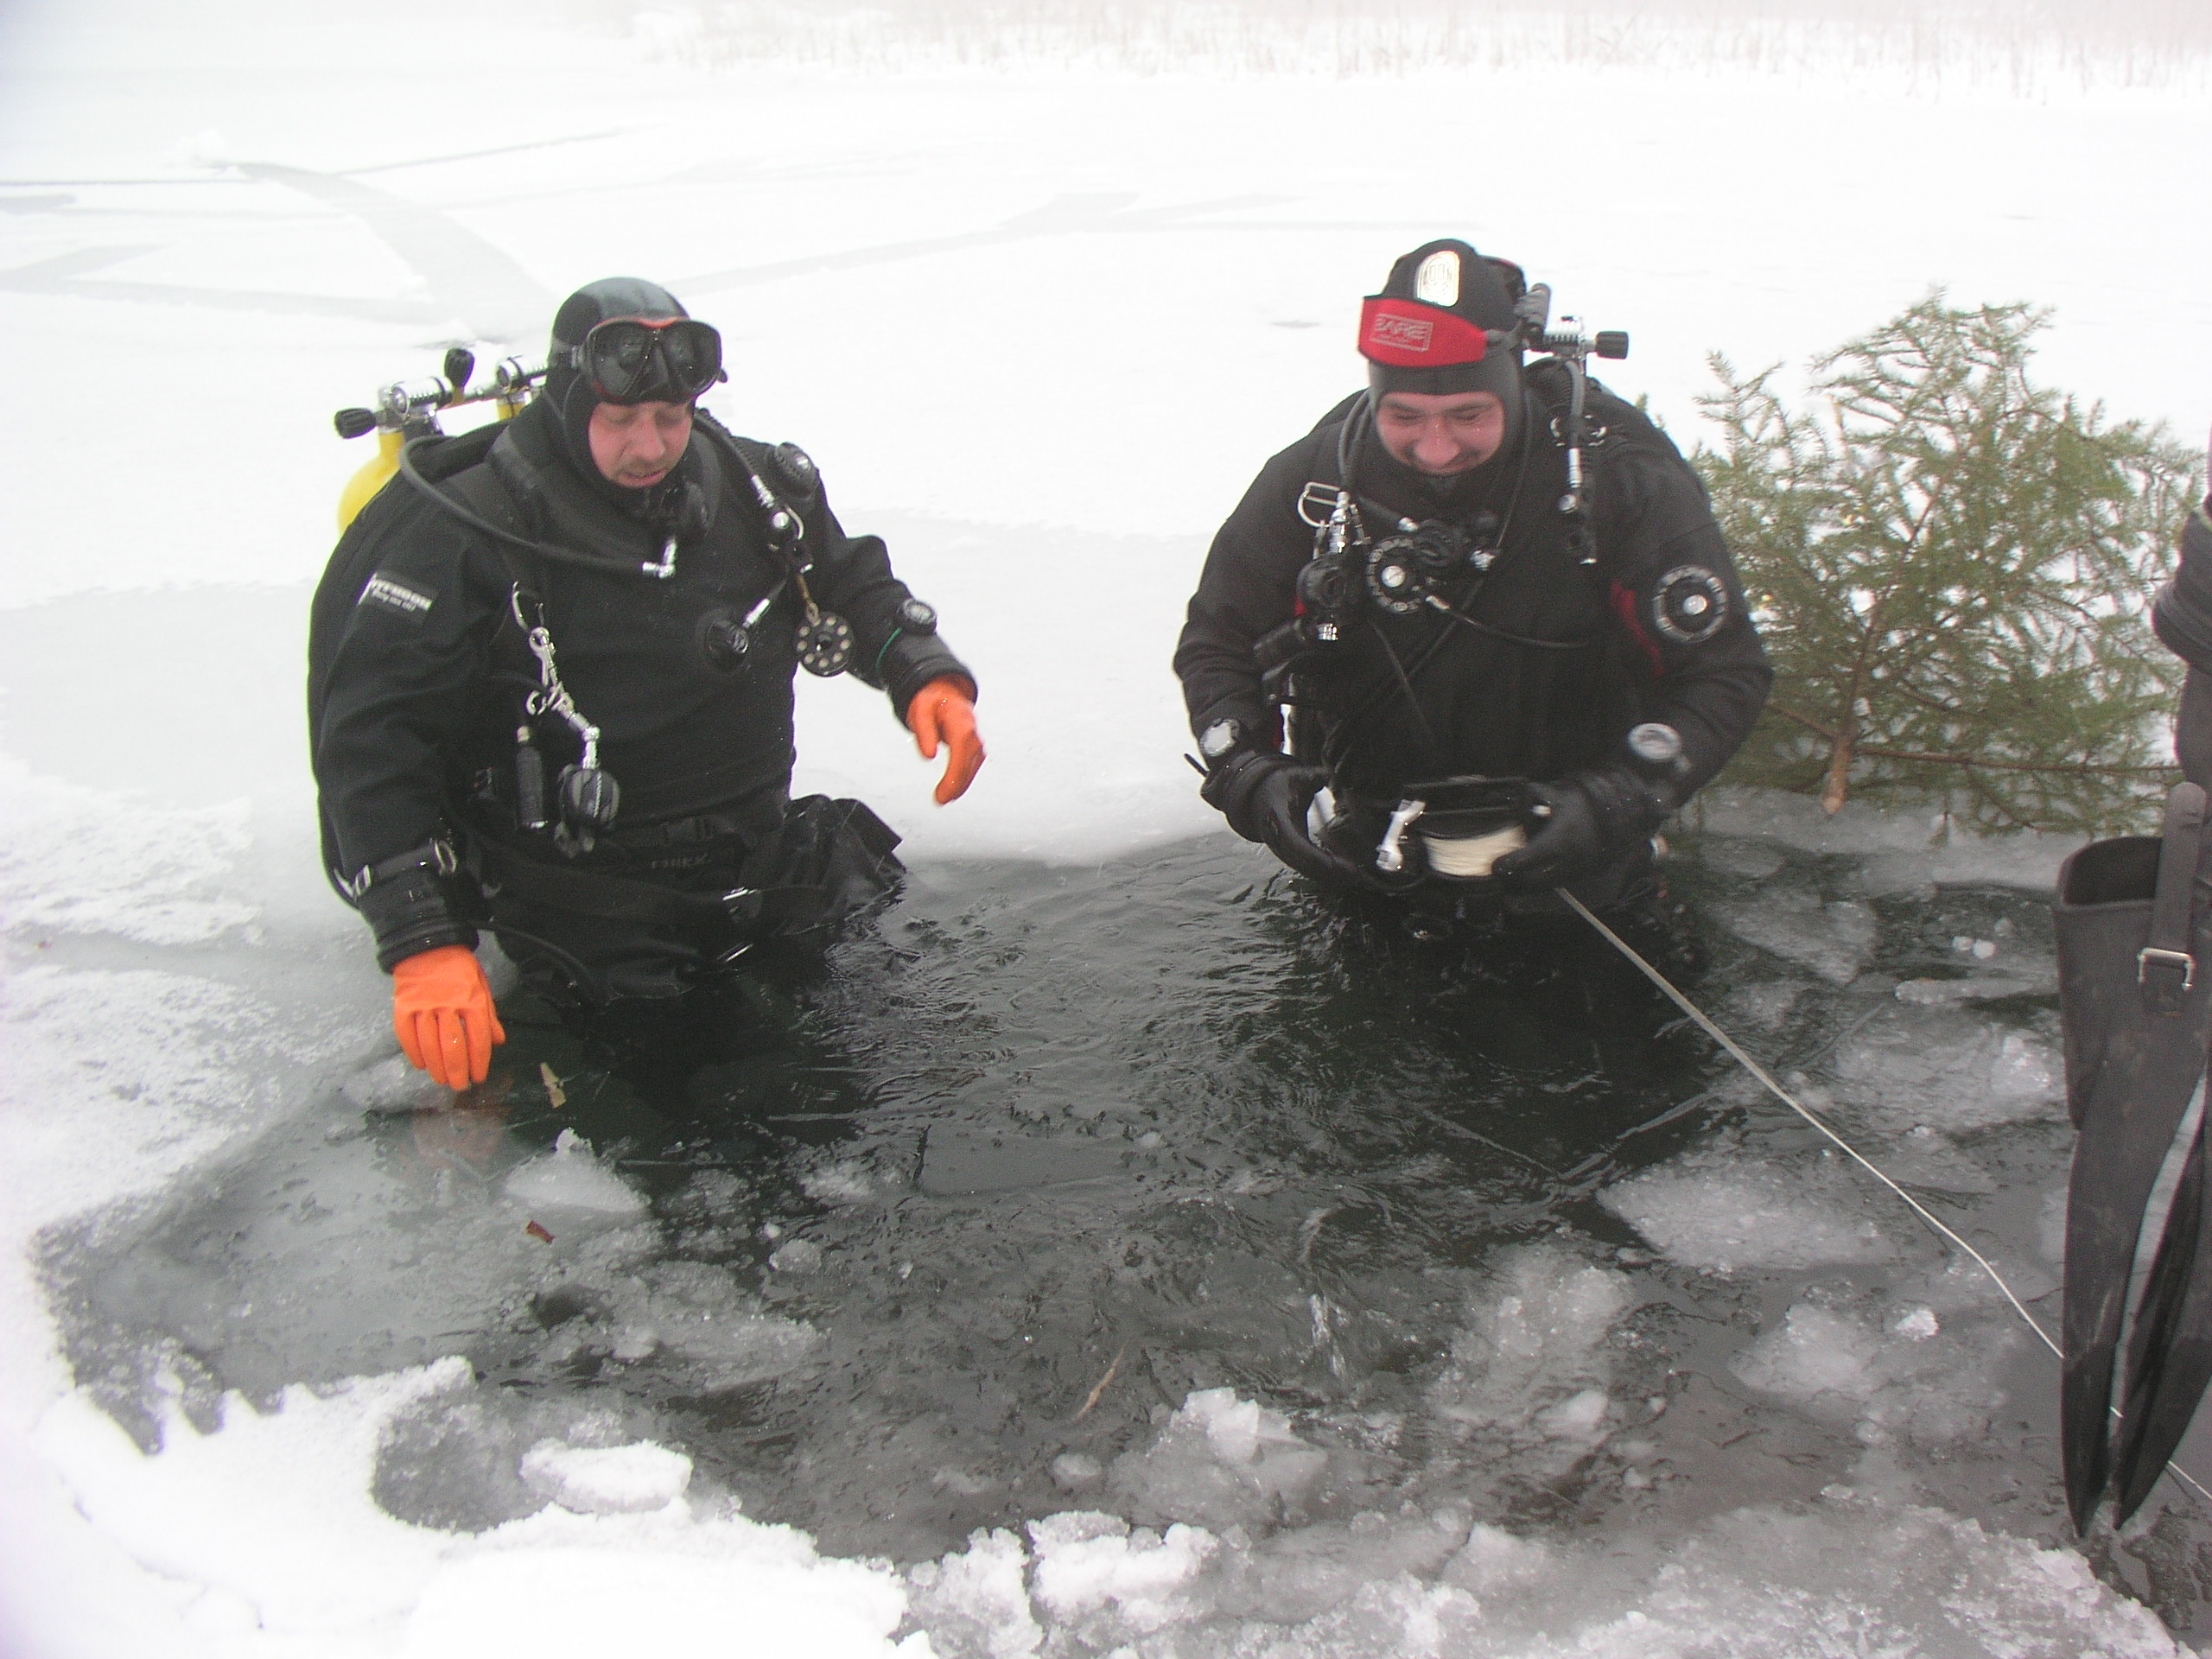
[{"xmin": 41, "ymin": 831, "xmax": 2212, "ymax": 1635}]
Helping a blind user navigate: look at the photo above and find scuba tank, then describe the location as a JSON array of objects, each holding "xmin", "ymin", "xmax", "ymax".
[{"xmin": 334, "ymin": 346, "xmax": 542, "ymax": 532}]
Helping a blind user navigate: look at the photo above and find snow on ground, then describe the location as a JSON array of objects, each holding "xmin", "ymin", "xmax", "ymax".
[{"xmin": 3, "ymin": 0, "xmax": 2210, "ymax": 1652}]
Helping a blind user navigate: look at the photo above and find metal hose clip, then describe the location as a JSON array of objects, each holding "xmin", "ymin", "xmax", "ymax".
[{"xmin": 1376, "ymin": 798, "xmax": 1427, "ymax": 874}]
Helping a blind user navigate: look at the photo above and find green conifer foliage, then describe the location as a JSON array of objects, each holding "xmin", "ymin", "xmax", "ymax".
[{"xmin": 1695, "ymin": 293, "xmax": 2202, "ymax": 834}]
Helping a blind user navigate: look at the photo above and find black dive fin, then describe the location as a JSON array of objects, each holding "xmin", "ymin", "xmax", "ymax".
[
  {"xmin": 2112, "ymin": 1118, "xmax": 2212, "ymax": 1522},
  {"xmin": 2056, "ymin": 783, "xmax": 2212, "ymax": 1531}
]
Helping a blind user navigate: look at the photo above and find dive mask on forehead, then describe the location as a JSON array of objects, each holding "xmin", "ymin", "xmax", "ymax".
[{"xmin": 568, "ymin": 316, "xmax": 727, "ymax": 405}]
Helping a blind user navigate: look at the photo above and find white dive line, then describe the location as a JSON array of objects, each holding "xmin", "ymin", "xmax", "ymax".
[{"xmin": 1561, "ymin": 891, "xmax": 2212, "ymax": 1514}]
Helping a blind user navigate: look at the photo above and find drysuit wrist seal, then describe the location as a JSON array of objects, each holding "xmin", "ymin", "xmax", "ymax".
[
  {"xmin": 345, "ymin": 840, "xmax": 478, "ymax": 971},
  {"xmin": 1199, "ymin": 747, "xmax": 1281, "ymax": 842},
  {"xmin": 874, "ymin": 630, "xmax": 972, "ymax": 713}
]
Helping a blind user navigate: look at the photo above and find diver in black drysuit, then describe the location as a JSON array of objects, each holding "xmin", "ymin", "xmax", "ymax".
[
  {"xmin": 2154, "ymin": 466, "xmax": 2212, "ymax": 788},
  {"xmin": 1176, "ymin": 239, "xmax": 1770, "ymax": 963},
  {"xmin": 311, "ymin": 279, "xmax": 979, "ymax": 1075},
  {"xmin": 2051, "ymin": 431, "xmax": 2212, "ymax": 1530}
]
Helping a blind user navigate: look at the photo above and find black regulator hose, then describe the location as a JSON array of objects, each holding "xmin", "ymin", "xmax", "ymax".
[{"xmin": 394, "ymin": 436, "xmax": 664, "ymax": 579}]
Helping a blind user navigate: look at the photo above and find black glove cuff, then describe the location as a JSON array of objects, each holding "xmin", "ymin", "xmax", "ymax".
[
  {"xmin": 876, "ymin": 632, "xmax": 974, "ymax": 719},
  {"xmin": 1199, "ymin": 747, "xmax": 1275, "ymax": 841},
  {"xmin": 346, "ymin": 842, "xmax": 477, "ymax": 972}
]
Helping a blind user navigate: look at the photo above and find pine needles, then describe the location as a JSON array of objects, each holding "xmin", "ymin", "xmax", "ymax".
[{"xmin": 1697, "ymin": 292, "xmax": 2202, "ymax": 836}]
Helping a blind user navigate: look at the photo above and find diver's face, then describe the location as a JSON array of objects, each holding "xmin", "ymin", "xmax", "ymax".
[
  {"xmin": 1375, "ymin": 390, "xmax": 1506, "ymax": 476},
  {"xmin": 588, "ymin": 400, "xmax": 694, "ymax": 487}
]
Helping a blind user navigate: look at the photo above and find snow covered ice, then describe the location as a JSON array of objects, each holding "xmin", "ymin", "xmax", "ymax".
[{"xmin": 3, "ymin": 0, "xmax": 2212, "ymax": 1653}]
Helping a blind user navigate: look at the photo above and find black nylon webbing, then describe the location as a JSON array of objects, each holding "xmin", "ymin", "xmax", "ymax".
[{"xmin": 2144, "ymin": 783, "xmax": 2209, "ymax": 1014}]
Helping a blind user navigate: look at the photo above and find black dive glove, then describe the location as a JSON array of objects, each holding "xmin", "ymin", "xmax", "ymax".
[
  {"xmin": 1201, "ymin": 749, "xmax": 1377, "ymax": 889},
  {"xmin": 1491, "ymin": 767, "xmax": 1675, "ymax": 891}
]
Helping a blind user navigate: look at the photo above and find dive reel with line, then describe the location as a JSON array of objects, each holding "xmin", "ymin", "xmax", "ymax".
[
  {"xmin": 330, "ymin": 345, "xmax": 860, "ymax": 856},
  {"xmin": 1371, "ymin": 722, "xmax": 1688, "ymax": 885}
]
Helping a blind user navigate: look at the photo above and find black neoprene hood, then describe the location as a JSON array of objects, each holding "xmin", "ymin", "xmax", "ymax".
[{"xmin": 543, "ymin": 276, "xmax": 694, "ymax": 486}]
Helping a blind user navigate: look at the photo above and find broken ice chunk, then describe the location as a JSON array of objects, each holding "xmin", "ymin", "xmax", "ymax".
[
  {"xmin": 338, "ymin": 1052, "xmax": 448, "ymax": 1115},
  {"xmin": 1107, "ymin": 1389, "xmax": 1329, "ymax": 1529},
  {"xmin": 1052, "ymin": 1452, "xmax": 1104, "ymax": 1491},
  {"xmin": 518, "ymin": 1440, "xmax": 691, "ymax": 1515},
  {"xmin": 1892, "ymin": 976, "xmax": 2039, "ymax": 1007},
  {"xmin": 1601, "ymin": 1153, "xmax": 1895, "ymax": 1273},
  {"xmin": 1713, "ymin": 891, "xmax": 1877, "ymax": 984},
  {"xmin": 501, "ymin": 1130, "xmax": 646, "ymax": 1217},
  {"xmin": 1533, "ymin": 1388, "xmax": 1610, "ymax": 1440},
  {"xmin": 905, "ymin": 1529, "xmax": 1041, "ymax": 1658},
  {"xmin": 1891, "ymin": 1306, "xmax": 1940, "ymax": 1340},
  {"xmin": 1828, "ymin": 1006, "xmax": 2063, "ymax": 1133},
  {"xmin": 1427, "ymin": 1246, "xmax": 1631, "ymax": 1465},
  {"xmin": 769, "ymin": 1238, "xmax": 823, "ymax": 1274},
  {"xmin": 1444, "ymin": 1521, "xmax": 1554, "ymax": 1596},
  {"xmin": 1731, "ymin": 1300, "xmax": 2005, "ymax": 1446},
  {"xmin": 1027, "ymin": 1511, "xmax": 1218, "ymax": 1636}
]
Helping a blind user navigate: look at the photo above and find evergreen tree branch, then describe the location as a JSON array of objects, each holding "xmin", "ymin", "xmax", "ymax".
[{"xmin": 1766, "ymin": 703, "xmax": 2174, "ymax": 779}]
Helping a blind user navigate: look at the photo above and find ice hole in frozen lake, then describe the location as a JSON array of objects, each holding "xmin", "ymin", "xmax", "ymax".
[{"xmin": 49, "ymin": 813, "xmax": 2207, "ymax": 1641}]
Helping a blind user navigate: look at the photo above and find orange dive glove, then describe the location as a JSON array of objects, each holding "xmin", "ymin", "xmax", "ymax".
[
  {"xmin": 391, "ymin": 944, "xmax": 505, "ymax": 1090},
  {"xmin": 906, "ymin": 676, "xmax": 984, "ymax": 804}
]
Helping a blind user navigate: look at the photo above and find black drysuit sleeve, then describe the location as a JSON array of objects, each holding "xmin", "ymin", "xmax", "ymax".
[
  {"xmin": 2154, "ymin": 507, "xmax": 2212, "ymax": 672},
  {"xmin": 315, "ymin": 498, "xmax": 510, "ymax": 874},
  {"xmin": 1582, "ymin": 421, "xmax": 1772, "ymax": 797},
  {"xmin": 798, "ymin": 486, "xmax": 976, "ymax": 722},
  {"xmin": 2153, "ymin": 505, "xmax": 2212, "ymax": 785},
  {"xmin": 311, "ymin": 483, "xmax": 512, "ymax": 966},
  {"xmin": 1173, "ymin": 435, "xmax": 1330, "ymax": 747}
]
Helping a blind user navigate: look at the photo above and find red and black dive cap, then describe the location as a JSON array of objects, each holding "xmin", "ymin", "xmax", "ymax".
[{"xmin": 1359, "ymin": 238, "xmax": 1524, "ymax": 401}]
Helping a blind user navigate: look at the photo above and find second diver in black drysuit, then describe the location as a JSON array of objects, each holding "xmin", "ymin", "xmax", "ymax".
[{"xmin": 1176, "ymin": 238, "xmax": 1770, "ymax": 974}]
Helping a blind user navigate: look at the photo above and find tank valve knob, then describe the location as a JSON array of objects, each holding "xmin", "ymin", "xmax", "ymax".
[
  {"xmin": 442, "ymin": 346, "xmax": 476, "ymax": 391},
  {"xmin": 1595, "ymin": 331, "xmax": 1630, "ymax": 360},
  {"xmin": 334, "ymin": 406, "xmax": 378, "ymax": 440}
]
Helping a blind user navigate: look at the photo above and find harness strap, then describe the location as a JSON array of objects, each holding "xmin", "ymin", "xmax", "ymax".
[
  {"xmin": 2143, "ymin": 782, "xmax": 2209, "ymax": 1013},
  {"xmin": 439, "ymin": 446, "xmax": 552, "ymax": 601},
  {"xmin": 474, "ymin": 838, "xmax": 829, "ymax": 935}
]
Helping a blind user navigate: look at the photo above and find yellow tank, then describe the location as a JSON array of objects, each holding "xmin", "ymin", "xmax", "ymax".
[
  {"xmin": 337, "ymin": 429, "xmax": 404, "ymax": 533},
  {"xmin": 335, "ymin": 396, "xmax": 526, "ymax": 533}
]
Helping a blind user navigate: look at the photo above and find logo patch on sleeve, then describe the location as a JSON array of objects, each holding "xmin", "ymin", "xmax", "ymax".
[{"xmin": 359, "ymin": 572, "xmax": 436, "ymax": 620}]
